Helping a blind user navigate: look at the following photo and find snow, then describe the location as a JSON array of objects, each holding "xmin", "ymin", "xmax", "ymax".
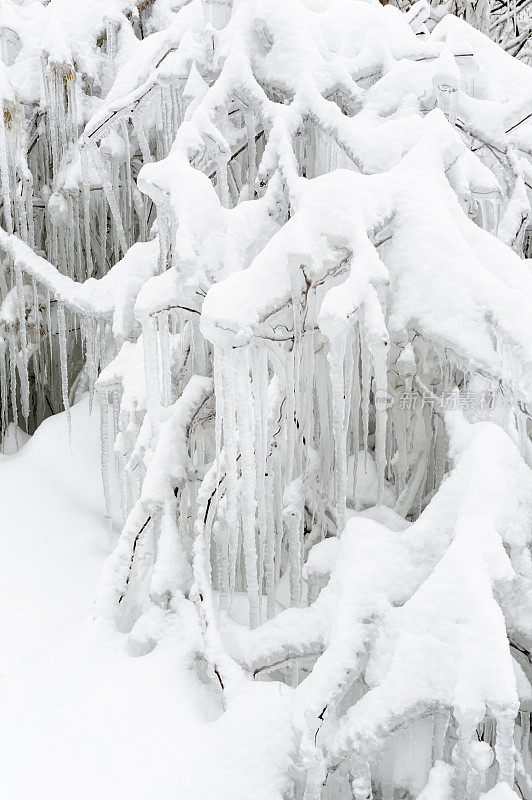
[
  {"xmin": 0, "ymin": 397, "xmax": 295, "ymax": 800},
  {"xmin": 1, "ymin": 0, "xmax": 532, "ymax": 797},
  {"xmin": 416, "ymin": 761, "xmax": 453, "ymax": 800},
  {"xmin": 0, "ymin": 227, "xmax": 159, "ymax": 330},
  {"xmin": 0, "ymin": 398, "xmax": 106, "ymax": 674},
  {"xmin": 141, "ymin": 373, "xmax": 213, "ymax": 507},
  {"xmin": 481, "ymin": 783, "xmax": 523, "ymax": 800}
]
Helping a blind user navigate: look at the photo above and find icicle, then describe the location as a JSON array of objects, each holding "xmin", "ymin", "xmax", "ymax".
[
  {"xmin": 380, "ymin": 745, "xmax": 394, "ymax": 800},
  {"xmin": 105, "ymin": 20, "xmax": 117, "ymax": 92},
  {"xmin": 154, "ymin": 87, "xmax": 165, "ymax": 162},
  {"xmin": 264, "ymin": 471, "xmax": 276, "ymax": 618},
  {"xmin": 56, "ymin": 300, "xmax": 71, "ymax": 436},
  {"xmin": 302, "ymin": 288, "xmax": 317, "ymax": 455},
  {"xmin": 284, "ymin": 485, "xmax": 303, "ymax": 608},
  {"xmin": 328, "ymin": 333, "xmax": 347, "ymax": 534},
  {"xmin": 351, "ymin": 759, "xmax": 372, "ymax": 800},
  {"xmin": 470, "ymin": 189, "xmax": 501, "ymax": 237},
  {"xmin": 98, "ymin": 390, "xmax": 112, "ymax": 531},
  {"xmin": 45, "ymin": 288, "xmax": 53, "ymax": 363},
  {"xmin": 244, "ymin": 110, "xmax": 256, "ymax": 200},
  {"xmin": 348, "ymin": 325, "xmax": 360, "ymax": 506},
  {"xmin": 84, "ymin": 316, "xmax": 98, "ymax": 409},
  {"xmin": 132, "ymin": 112, "xmax": 152, "ymax": 165},
  {"xmin": 436, "ymin": 84, "xmax": 458, "ymax": 127},
  {"xmin": 65, "ymin": 71, "xmax": 78, "ymax": 144},
  {"xmin": 360, "ymin": 335, "xmax": 371, "ymax": 470},
  {"xmin": 315, "ymin": 354, "xmax": 333, "ymax": 520},
  {"xmin": 0, "ymin": 108, "xmax": 13, "ymax": 233},
  {"xmin": 96, "ymin": 319, "xmax": 107, "ymax": 378},
  {"xmin": 392, "ymin": 399, "xmax": 408, "ymax": 495},
  {"xmin": 110, "ymin": 160, "xmax": 121, "ymax": 265},
  {"xmin": 98, "ymin": 197, "xmax": 107, "ymax": 276},
  {"xmin": 72, "ymin": 193, "xmax": 83, "ymax": 281},
  {"xmin": 0, "ymin": 343, "xmax": 7, "ymax": 442},
  {"xmin": 80, "ymin": 145, "xmax": 93, "ymax": 277},
  {"xmin": 216, "ymin": 154, "xmax": 230, "ymax": 208},
  {"xmin": 516, "ymin": 408, "xmax": 530, "ymax": 466},
  {"xmin": 65, "ymin": 196, "xmax": 76, "ymax": 280},
  {"xmin": 370, "ymin": 339, "xmax": 388, "ymax": 504},
  {"xmin": 494, "ymin": 714, "xmax": 516, "ymax": 786},
  {"xmin": 158, "ymin": 312, "xmax": 171, "ymax": 406},
  {"xmin": 24, "ymin": 179, "xmax": 34, "ymax": 249},
  {"xmin": 343, "ymin": 330, "xmax": 354, "ymax": 442},
  {"xmin": 14, "ymin": 265, "xmax": 30, "ymax": 424},
  {"xmin": 466, "ymin": 742, "xmax": 493, "ymax": 800},
  {"xmin": 53, "ymin": 66, "xmax": 69, "ymax": 164},
  {"xmin": 452, "ymin": 715, "xmax": 478, "ymax": 798},
  {"xmin": 16, "ymin": 180, "xmax": 29, "ymax": 244},
  {"xmin": 132, "ymin": 182, "xmax": 147, "ymax": 242},
  {"xmin": 156, "ymin": 203, "xmax": 169, "ymax": 276},
  {"xmin": 121, "ymin": 119, "xmax": 133, "ymax": 245},
  {"xmin": 214, "ymin": 343, "xmax": 224, "ymax": 477},
  {"xmin": 251, "ymin": 345, "xmax": 268, "ymax": 596},
  {"xmin": 291, "ymin": 266, "xmax": 304, "ymax": 479},
  {"xmin": 272, "ymin": 442, "xmax": 284, "ymax": 582},
  {"xmin": 286, "ymin": 344, "xmax": 296, "ymax": 485},
  {"xmin": 213, "ymin": 515, "xmax": 230, "ymax": 606},
  {"xmin": 8, "ymin": 334, "xmax": 18, "ymax": 428},
  {"xmin": 85, "ymin": 139, "xmax": 128, "ymax": 255},
  {"xmin": 519, "ymin": 711, "xmax": 530, "ymax": 764},
  {"xmin": 432, "ymin": 709, "xmax": 450, "ymax": 762},
  {"xmin": 234, "ymin": 345, "xmax": 260, "ymax": 628},
  {"xmin": 31, "ymin": 278, "xmax": 39, "ymax": 341},
  {"xmin": 220, "ymin": 346, "xmax": 239, "ymax": 597},
  {"xmin": 112, "ymin": 386, "xmax": 120, "ymax": 460},
  {"xmin": 142, "ymin": 314, "xmax": 161, "ymax": 437}
]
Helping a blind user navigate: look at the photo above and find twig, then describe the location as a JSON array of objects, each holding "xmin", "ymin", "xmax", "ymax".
[{"xmin": 118, "ymin": 515, "xmax": 152, "ymax": 603}]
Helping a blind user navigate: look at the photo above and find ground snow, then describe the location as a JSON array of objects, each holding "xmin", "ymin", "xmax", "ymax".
[{"xmin": 0, "ymin": 398, "xmax": 293, "ymax": 800}]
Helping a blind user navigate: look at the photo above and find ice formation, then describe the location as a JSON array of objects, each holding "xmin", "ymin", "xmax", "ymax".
[{"xmin": 0, "ymin": 0, "xmax": 531, "ymax": 798}]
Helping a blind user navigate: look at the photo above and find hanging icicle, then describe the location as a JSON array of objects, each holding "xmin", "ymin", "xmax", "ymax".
[
  {"xmin": 234, "ymin": 345, "xmax": 260, "ymax": 627},
  {"xmin": 56, "ymin": 299, "xmax": 71, "ymax": 436}
]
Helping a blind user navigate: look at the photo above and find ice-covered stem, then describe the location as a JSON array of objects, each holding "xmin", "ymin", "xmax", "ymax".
[
  {"xmin": 96, "ymin": 499, "xmax": 152, "ymax": 619},
  {"xmin": 193, "ymin": 458, "xmax": 246, "ymax": 700}
]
